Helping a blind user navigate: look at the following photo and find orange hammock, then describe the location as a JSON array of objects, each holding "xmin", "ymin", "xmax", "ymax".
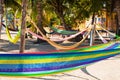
[{"xmin": 28, "ymin": 16, "xmax": 92, "ymax": 50}]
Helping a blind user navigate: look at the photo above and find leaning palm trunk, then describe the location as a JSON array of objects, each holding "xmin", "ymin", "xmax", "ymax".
[
  {"xmin": 0, "ymin": 0, "xmax": 4, "ymax": 39},
  {"xmin": 36, "ymin": 0, "xmax": 46, "ymax": 43}
]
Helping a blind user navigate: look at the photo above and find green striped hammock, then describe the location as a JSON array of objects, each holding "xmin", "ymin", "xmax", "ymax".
[
  {"xmin": 0, "ymin": 40, "xmax": 120, "ymax": 77},
  {"xmin": 49, "ymin": 26, "xmax": 77, "ymax": 35}
]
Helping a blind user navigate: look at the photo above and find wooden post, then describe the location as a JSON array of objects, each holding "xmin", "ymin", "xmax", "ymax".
[
  {"xmin": 90, "ymin": 24, "xmax": 96, "ymax": 46},
  {"xmin": 19, "ymin": 0, "xmax": 27, "ymax": 53},
  {"xmin": 90, "ymin": 12, "xmax": 95, "ymax": 46}
]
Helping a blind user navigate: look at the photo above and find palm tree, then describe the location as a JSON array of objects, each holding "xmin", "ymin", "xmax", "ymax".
[
  {"xmin": 25, "ymin": 0, "xmax": 47, "ymax": 44},
  {"xmin": 0, "ymin": 0, "xmax": 4, "ymax": 39},
  {"xmin": 46, "ymin": 0, "xmax": 70, "ymax": 30},
  {"xmin": 32, "ymin": 0, "xmax": 47, "ymax": 43},
  {"xmin": 112, "ymin": 0, "xmax": 120, "ymax": 36},
  {"xmin": 19, "ymin": 0, "xmax": 28, "ymax": 53}
]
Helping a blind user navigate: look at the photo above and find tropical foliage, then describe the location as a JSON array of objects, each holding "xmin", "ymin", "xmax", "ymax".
[{"xmin": 0, "ymin": 0, "xmax": 120, "ymax": 38}]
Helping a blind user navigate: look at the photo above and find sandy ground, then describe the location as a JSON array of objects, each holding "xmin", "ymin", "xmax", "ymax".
[{"xmin": 0, "ymin": 30, "xmax": 120, "ymax": 80}]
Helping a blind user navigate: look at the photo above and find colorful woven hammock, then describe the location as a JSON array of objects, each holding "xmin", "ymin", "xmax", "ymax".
[{"xmin": 0, "ymin": 40, "xmax": 120, "ymax": 77}]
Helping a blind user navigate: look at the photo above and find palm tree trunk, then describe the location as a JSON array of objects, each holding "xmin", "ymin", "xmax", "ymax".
[
  {"xmin": 0, "ymin": 0, "xmax": 4, "ymax": 39},
  {"xmin": 19, "ymin": 0, "xmax": 28, "ymax": 53},
  {"xmin": 56, "ymin": 11, "xmax": 70, "ymax": 30},
  {"xmin": 114, "ymin": 0, "xmax": 120, "ymax": 36},
  {"xmin": 35, "ymin": 0, "xmax": 46, "ymax": 43},
  {"xmin": 54, "ymin": 0, "xmax": 69, "ymax": 30}
]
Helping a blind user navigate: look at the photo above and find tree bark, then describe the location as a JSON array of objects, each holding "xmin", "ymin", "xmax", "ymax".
[
  {"xmin": 19, "ymin": 0, "xmax": 27, "ymax": 53},
  {"xmin": 47, "ymin": 0, "xmax": 70, "ymax": 30},
  {"xmin": 114, "ymin": 0, "xmax": 120, "ymax": 36},
  {"xmin": 35, "ymin": 0, "xmax": 47, "ymax": 43},
  {"xmin": 54, "ymin": 0, "xmax": 70, "ymax": 30},
  {"xmin": 56, "ymin": 11, "xmax": 70, "ymax": 30},
  {"xmin": 0, "ymin": 0, "xmax": 4, "ymax": 39}
]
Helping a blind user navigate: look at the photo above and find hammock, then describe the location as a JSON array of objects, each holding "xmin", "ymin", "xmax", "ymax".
[
  {"xmin": 49, "ymin": 26, "xmax": 77, "ymax": 35},
  {"xmin": 29, "ymin": 16, "xmax": 92, "ymax": 49},
  {"xmin": 0, "ymin": 40, "xmax": 120, "ymax": 77},
  {"xmin": 29, "ymin": 16, "xmax": 113, "ymax": 50},
  {"xmin": 2, "ymin": 23, "xmax": 19, "ymax": 31},
  {"xmin": 5, "ymin": 24, "xmax": 31, "ymax": 44},
  {"xmin": 49, "ymin": 21, "xmax": 91, "ymax": 35},
  {"xmin": 26, "ymin": 28, "xmax": 87, "ymax": 42},
  {"xmin": 25, "ymin": 39, "xmax": 120, "ymax": 54},
  {"xmin": 6, "ymin": 26, "xmax": 21, "ymax": 44}
]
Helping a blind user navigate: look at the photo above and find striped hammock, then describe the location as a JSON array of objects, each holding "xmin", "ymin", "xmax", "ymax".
[
  {"xmin": 26, "ymin": 28, "xmax": 87, "ymax": 42},
  {"xmin": 0, "ymin": 40, "xmax": 120, "ymax": 77},
  {"xmin": 50, "ymin": 26, "xmax": 77, "ymax": 35}
]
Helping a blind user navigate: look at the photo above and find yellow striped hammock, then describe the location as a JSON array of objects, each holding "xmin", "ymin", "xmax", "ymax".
[{"xmin": 6, "ymin": 26, "xmax": 21, "ymax": 44}]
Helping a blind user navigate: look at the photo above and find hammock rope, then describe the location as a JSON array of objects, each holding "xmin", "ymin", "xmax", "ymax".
[
  {"xmin": 2, "ymin": 23, "xmax": 19, "ymax": 31},
  {"xmin": 95, "ymin": 29, "xmax": 108, "ymax": 43},
  {"xmin": 28, "ymin": 16, "xmax": 92, "ymax": 49},
  {"xmin": 97, "ymin": 24, "xmax": 116, "ymax": 37}
]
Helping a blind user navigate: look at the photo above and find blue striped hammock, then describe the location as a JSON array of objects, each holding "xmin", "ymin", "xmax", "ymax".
[{"xmin": 0, "ymin": 40, "xmax": 120, "ymax": 77}]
